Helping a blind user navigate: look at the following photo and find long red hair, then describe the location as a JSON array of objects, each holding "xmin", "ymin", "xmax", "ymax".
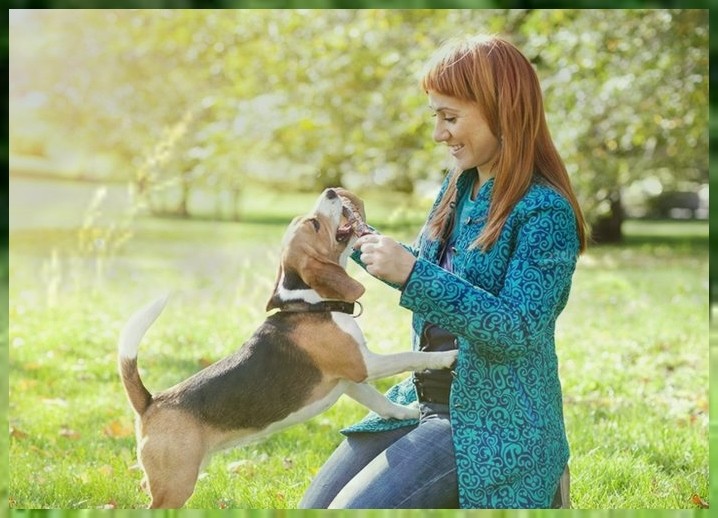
[{"xmin": 421, "ymin": 35, "xmax": 587, "ymax": 253}]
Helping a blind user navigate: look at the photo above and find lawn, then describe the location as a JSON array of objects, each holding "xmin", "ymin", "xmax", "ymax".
[{"xmin": 7, "ymin": 179, "xmax": 709, "ymax": 509}]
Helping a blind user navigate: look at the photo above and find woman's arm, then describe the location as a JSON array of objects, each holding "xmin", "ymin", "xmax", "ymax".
[{"xmin": 398, "ymin": 196, "xmax": 580, "ymax": 361}]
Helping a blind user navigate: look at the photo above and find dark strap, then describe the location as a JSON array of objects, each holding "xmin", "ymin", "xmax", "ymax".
[{"xmin": 277, "ymin": 300, "xmax": 360, "ymax": 316}]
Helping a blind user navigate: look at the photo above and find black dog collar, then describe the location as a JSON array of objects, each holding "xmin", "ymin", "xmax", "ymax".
[{"xmin": 277, "ymin": 300, "xmax": 363, "ymax": 317}]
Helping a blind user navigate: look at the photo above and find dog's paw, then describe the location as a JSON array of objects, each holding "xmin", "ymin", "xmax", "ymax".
[
  {"xmin": 381, "ymin": 402, "xmax": 420, "ymax": 420},
  {"xmin": 427, "ymin": 350, "xmax": 458, "ymax": 370}
]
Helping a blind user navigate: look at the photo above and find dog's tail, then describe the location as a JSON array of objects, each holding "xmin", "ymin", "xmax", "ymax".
[{"xmin": 118, "ymin": 295, "xmax": 169, "ymax": 416}]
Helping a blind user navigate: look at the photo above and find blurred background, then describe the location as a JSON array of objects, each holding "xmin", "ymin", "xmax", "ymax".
[{"xmin": 9, "ymin": 9, "xmax": 708, "ymax": 241}]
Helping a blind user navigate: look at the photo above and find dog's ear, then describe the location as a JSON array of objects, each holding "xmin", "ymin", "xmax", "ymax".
[
  {"xmin": 301, "ymin": 257, "xmax": 365, "ymax": 302},
  {"xmin": 265, "ymin": 265, "xmax": 284, "ymax": 311}
]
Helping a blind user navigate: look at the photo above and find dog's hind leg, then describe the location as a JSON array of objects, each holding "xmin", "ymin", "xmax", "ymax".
[
  {"xmin": 139, "ymin": 415, "xmax": 205, "ymax": 508},
  {"xmin": 146, "ymin": 465, "xmax": 200, "ymax": 509}
]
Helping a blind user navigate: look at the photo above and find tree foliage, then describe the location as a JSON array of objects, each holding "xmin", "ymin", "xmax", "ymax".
[{"xmin": 9, "ymin": 9, "xmax": 708, "ymax": 237}]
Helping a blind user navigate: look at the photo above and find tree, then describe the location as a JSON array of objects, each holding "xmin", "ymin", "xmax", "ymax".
[
  {"xmin": 520, "ymin": 9, "xmax": 708, "ymax": 241},
  {"xmin": 10, "ymin": 9, "xmax": 708, "ymax": 234}
]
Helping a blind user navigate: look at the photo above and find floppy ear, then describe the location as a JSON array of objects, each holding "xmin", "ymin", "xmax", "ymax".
[
  {"xmin": 266, "ymin": 216, "xmax": 304, "ymax": 311},
  {"xmin": 301, "ymin": 257, "xmax": 365, "ymax": 302},
  {"xmin": 265, "ymin": 265, "xmax": 284, "ymax": 311}
]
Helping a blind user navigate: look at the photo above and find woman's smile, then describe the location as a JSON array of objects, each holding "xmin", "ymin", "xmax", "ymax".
[{"xmin": 449, "ymin": 144, "xmax": 464, "ymax": 156}]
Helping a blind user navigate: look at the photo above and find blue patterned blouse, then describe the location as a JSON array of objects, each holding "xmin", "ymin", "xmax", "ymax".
[{"xmin": 342, "ymin": 168, "xmax": 580, "ymax": 508}]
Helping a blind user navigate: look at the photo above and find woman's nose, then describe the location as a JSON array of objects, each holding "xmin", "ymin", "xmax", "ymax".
[{"xmin": 433, "ymin": 122, "xmax": 449, "ymax": 143}]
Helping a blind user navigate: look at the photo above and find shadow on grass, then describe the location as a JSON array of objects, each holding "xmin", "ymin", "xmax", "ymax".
[
  {"xmin": 595, "ymin": 219, "xmax": 708, "ymax": 254},
  {"xmin": 622, "ymin": 233, "xmax": 708, "ymax": 252}
]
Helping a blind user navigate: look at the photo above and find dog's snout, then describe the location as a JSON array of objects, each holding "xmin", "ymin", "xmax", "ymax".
[{"xmin": 326, "ymin": 189, "xmax": 338, "ymax": 200}]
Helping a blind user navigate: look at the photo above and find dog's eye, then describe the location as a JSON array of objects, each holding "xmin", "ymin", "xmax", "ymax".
[{"xmin": 308, "ymin": 218, "xmax": 320, "ymax": 232}]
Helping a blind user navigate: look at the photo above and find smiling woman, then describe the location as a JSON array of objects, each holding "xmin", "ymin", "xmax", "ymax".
[{"xmin": 300, "ymin": 34, "xmax": 587, "ymax": 510}]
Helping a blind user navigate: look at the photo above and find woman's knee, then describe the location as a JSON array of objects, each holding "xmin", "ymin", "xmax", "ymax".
[{"xmin": 300, "ymin": 429, "xmax": 410, "ymax": 508}]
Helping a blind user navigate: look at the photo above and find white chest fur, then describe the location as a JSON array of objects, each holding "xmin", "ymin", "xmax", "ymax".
[{"xmin": 331, "ymin": 311, "xmax": 365, "ymax": 347}]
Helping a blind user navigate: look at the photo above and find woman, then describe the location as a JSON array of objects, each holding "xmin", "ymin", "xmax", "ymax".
[{"xmin": 300, "ymin": 34, "xmax": 587, "ymax": 509}]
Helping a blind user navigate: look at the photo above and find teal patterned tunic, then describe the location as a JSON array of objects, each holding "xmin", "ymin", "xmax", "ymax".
[{"xmin": 342, "ymin": 168, "xmax": 580, "ymax": 508}]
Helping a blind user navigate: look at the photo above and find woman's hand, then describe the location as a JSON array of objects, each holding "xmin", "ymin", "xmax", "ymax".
[{"xmin": 354, "ymin": 234, "xmax": 416, "ymax": 286}]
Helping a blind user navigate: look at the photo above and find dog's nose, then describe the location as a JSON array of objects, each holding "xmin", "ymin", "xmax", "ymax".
[{"xmin": 326, "ymin": 189, "xmax": 338, "ymax": 200}]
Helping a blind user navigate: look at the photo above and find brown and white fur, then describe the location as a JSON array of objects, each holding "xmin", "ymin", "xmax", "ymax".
[{"xmin": 118, "ymin": 188, "xmax": 457, "ymax": 508}]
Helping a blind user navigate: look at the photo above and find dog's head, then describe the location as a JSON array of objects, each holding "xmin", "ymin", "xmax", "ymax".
[{"xmin": 266, "ymin": 188, "xmax": 367, "ymax": 311}]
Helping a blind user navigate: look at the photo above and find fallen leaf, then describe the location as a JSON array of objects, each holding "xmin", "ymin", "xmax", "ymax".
[
  {"xmin": 198, "ymin": 356, "xmax": 214, "ymax": 368},
  {"xmin": 691, "ymin": 494, "xmax": 709, "ymax": 508},
  {"xmin": 99, "ymin": 464, "xmax": 114, "ymax": 477},
  {"xmin": 59, "ymin": 426, "xmax": 80, "ymax": 440},
  {"xmin": 43, "ymin": 398, "xmax": 68, "ymax": 407},
  {"xmin": 15, "ymin": 379, "xmax": 38, "ymax": 391},
  {"xmin": 103, "ymin": 419, "xmax": 134, "ymax": 438},
  {"xmin": 228, "ymin": 459, "xmax": 256, "ymax": 474},
  {"xmin": 10, "ymin": 427, "xmax": 28, "ymax": 440}
]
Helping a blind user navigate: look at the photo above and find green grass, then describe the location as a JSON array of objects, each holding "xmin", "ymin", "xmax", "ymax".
[{"xmin": 8, "ymin": 181, "xmax": 709, "ymax": 509}]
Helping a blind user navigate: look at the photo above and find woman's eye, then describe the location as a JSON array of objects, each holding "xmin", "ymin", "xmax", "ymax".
[{"xmin": 431, "ymin": 113, "xmax": 456, "ymax": 123}]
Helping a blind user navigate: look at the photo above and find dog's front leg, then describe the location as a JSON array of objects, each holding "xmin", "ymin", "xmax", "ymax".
[
  {"xmin": 362, "ymin": 350, "xmax": 457, "ymax": 382},
  {"xmin": 345, "ymin": 383, "xmax": 420, "ymax": 420}
]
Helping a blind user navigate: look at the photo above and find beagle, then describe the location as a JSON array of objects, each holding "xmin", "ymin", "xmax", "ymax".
[{"xmin": 118, "ymin": 188, "xmax": 457, "ymax": 508}]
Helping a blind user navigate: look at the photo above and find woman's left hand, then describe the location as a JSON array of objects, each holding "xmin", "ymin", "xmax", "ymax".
[{"xmin": 354, "ymin": 234, "xmax": 416, "ymax": 286}]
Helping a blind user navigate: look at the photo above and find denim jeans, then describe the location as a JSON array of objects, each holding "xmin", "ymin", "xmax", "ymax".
[{"xmin": 299, "ymin": 402, "xmax": 459, "ymax": 509}]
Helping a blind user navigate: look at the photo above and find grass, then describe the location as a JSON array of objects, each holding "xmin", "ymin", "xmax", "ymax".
[{"xmin": 7, "ymin": 179, "xmax": 709, "ymax": 509}]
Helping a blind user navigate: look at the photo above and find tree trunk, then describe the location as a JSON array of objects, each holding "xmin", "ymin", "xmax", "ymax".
[
  {"xmin": 176, "ymin": 174, "xmax": 191, "ymax": 217},
  {"xmin": 591, "ymin": 191, "xmax": 624, "ymax": 244},
  {"xmin": 231, "ymin": 188, "xmax": 242, "ymax": 221}
]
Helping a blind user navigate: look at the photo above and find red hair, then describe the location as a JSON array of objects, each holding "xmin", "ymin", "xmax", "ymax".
[{"xmin": 421, "ymin": 35, "xmax": 587, "ymax": 253}]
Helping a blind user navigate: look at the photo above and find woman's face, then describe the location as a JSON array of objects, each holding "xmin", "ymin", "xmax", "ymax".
[{"xmin": 428, "ymin": 90, "xmax": 500, "ymax": 174}]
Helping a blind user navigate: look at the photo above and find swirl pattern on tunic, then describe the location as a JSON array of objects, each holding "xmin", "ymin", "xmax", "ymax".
[{"xmin": 342, "ymin": 171, "xmax": 580, "ymax": 508}]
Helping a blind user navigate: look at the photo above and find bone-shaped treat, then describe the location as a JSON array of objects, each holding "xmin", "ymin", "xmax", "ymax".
[{"xmin": 339, "ymin": 196, "xmax": 374, "ymax": 237}]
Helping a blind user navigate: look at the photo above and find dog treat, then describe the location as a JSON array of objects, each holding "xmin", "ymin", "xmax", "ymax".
[{"xmin": 339, "ymin": 196, "xmax": 374, "ymax": 237}]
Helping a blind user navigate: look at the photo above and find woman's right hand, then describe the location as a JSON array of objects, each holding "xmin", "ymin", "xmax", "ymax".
[{"xmin": 354, "ymin": 233, "xmax": 417, "ymax": 286}]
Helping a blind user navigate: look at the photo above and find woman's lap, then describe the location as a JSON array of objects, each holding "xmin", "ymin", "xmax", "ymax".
[{"xmin": 299, "ymin": 404, "xmax": 458, "ymax": 509}]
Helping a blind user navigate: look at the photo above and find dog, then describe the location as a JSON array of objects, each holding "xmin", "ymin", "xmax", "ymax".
[{"xmin": 118, "ymin": 188, "xmax": 458, "ymax": 508}]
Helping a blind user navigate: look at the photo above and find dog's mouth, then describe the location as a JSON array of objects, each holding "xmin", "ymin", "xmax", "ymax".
[
  {"xmin": 336, "ymin": 214, "xmax": 355, "ymax": 243},
  {"xmin": 336, "ymin": 201, "xmax": 373, "ymax": 242}
]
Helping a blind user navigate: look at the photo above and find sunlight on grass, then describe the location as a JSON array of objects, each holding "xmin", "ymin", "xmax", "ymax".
[{"xmin": 8, "ymin": 181, "xmax": 709, "ymax": 509}]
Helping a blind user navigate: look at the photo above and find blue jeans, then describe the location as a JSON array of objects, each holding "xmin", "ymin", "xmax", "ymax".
[{"xmin": 299, "ymin": 403, "xmax": 459, "ymax": 509}]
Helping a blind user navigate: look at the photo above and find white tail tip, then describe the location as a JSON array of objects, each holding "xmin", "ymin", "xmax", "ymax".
[{"xmin": 118, "ymin": 295, "xmax": 170, "ymax": 359}]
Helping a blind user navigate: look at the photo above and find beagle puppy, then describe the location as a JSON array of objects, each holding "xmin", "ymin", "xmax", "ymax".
[{"xmin": 118, "ymin": 188, "xmax": 457, "ymax": 508}]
